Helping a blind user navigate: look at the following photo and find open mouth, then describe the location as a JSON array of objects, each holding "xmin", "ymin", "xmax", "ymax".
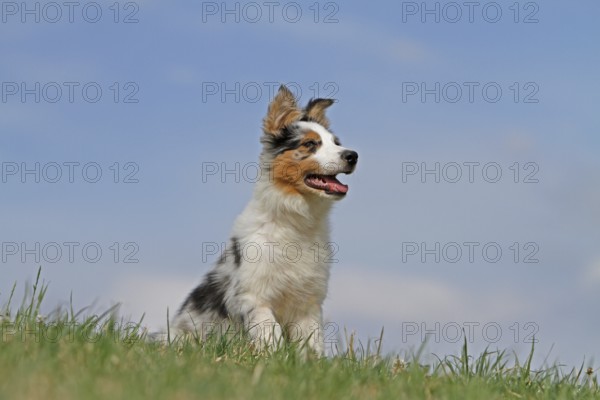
[{"xmin": 304, "ymin": 174, "xmax": 348, "ymax": 195}]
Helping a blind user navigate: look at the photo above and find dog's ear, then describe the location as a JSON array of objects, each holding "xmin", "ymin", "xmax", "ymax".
[
  {"xmin": 304, "ymin": 98, "xmax": 335, "ymax": 129},
  {"xmin": 263, "ymin": 85, "xmax": 303, "ymax": 135}
]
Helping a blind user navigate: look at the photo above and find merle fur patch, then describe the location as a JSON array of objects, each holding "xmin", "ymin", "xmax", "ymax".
[
  {"xmin": 261, "ymin": 125, "xmax": 303, "ymax": 156},
  {"xmin": 231, "ymin": 237, "xmax": 241, "ymax": 267},
  {"xmin": 183, "ymin": 271, "xmax": 229, "ymax": 319}
]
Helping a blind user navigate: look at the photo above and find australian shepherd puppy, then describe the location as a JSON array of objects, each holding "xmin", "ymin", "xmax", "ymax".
[{"xmin": 173, "ymin": 85, "xmax": 358, "ymax": 355}]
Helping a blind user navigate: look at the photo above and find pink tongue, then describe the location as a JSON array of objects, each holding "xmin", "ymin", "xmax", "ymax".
[{"xmin": 322, "ymin": 176, "xmax": 348, "ymax": 194}]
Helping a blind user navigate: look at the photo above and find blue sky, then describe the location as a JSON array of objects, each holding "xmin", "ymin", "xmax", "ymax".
[{"xmin": 1, "ymin": 0, "xmax": 599, "ymax": 367}]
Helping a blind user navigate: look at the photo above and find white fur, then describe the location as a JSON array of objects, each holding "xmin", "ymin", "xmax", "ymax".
[
  {"xmin": 173, "ymin": 119, "xmax": 355, "ymax": 355},
  {"xmin": 297, "ymin": 121, "xmax": 353, "ymax": 175}
]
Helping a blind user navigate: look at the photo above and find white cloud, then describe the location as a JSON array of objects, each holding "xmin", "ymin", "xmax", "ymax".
[
  {"xmin": 327, "ymin": 267, "xmax": 534, "ymax": 324},
  {"xmin": 583, "ymin": 258, "xmax": 600, "ymax": 285},
  {"xmin": 108, "ymin": 273, "xmax": 193, "ymax": 330}
]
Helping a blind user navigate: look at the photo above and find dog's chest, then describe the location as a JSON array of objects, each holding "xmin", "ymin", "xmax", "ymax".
[{"xmin": 238, "ymin": 232, "xmax": 331, "ymax": 305}]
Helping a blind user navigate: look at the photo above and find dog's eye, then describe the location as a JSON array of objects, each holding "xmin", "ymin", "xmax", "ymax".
[{"xmin": 303, "ymin": 140, "xmax": 318, "ymax": 148}]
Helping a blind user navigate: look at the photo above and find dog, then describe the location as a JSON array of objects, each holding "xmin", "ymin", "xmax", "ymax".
[{"xmin": 172, "ymin": 85, "xmax": 358, "ymax": 355}]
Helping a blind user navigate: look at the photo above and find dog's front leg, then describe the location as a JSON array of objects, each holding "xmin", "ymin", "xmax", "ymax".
[
  {"xmin": 294, "ymin": 307, "xmax": 325, "ymax": 356},
  {"xmin": 246, "ymin": 307, "xmax": 282, "ymax": 352}
]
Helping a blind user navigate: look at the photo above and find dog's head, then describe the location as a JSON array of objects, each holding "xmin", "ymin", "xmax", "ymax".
[{"xmin": 260, "ymin": 85, "xmax": 358, "ymax": 199}]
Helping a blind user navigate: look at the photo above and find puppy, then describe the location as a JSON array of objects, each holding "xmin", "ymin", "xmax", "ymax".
[{"xmin": 173, "ymin": 85, "xmax": 358, "ymax": 354}]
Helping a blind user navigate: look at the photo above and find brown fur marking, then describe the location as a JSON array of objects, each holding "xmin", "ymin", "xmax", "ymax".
[
  {"xmin": 271, "ymin": 131, "xmax": 323, "ymax": 195},
  {"xmin": 263, "ymin": 86, "xmax": 303, "ymax": 135},
  {"xmin": 304, "ymin": 99, "xmax": 335, "ymax": 129}
]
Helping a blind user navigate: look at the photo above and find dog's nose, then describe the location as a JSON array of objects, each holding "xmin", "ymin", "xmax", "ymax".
[{"xmin": 341, "ymin": 150, "xmax": 358, "ymax": 165}]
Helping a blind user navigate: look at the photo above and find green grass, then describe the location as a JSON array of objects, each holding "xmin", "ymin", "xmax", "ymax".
[{"xmin": 1, "ymin": 270, "xmax": 598, "ymax": 400}]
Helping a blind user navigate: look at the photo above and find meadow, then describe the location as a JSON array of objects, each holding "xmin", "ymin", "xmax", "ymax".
[{"xmin": 1, "ymin": 270, "xmax": 597, "ymax": 400}]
